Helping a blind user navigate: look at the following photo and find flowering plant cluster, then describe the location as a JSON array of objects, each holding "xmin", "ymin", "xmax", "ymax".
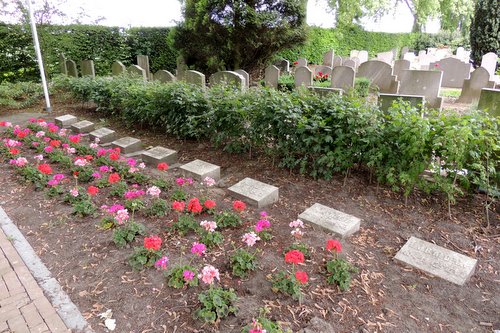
[
  {"xmin": 314, "ymin": 71, "xmax": 330, "ymax": 82},
  {"xmin": 323, "ymin": 239, "xmax": 357, "ymax": 291},
  {"xmin": 128, "ymin": 235, "xmax": 165, "ymax": 270}
]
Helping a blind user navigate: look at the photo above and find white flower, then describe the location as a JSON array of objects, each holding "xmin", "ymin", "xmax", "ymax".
[
  {"xmin": 289, "ymin": 219, "xmax": 304, "ymax": 229},
  {"xmin": 146, "ymin": 186, "xmax": 161, "ymax": 198}
]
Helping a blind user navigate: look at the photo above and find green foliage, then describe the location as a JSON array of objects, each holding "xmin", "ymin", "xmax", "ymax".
[
  {"xmin": 171, "ymin": 214, "xmax": 199, "ymax": 235},
  {"xmin": 175, "ymin": 0, "xmax": 307, "ymax": 74},
  {"xmin": 126, "ymin": 27, "xmax": 179, "ymax": 73},
  {"xmin": 413, "ymin": 31, "xmax": 470, "ymax": 52},
  {"xmin": 145, "ymin": 198, "xmax": 170, "ymax": 217},
  {"xmin": 326, "ymin": 0, "xmax": 391, "ymax": 28},
  {"xmin": 277, "ymin": 26, "xmax": 419, "ymax": 63},
  {"xmin": 215, "ymin": 211, "xmax": 243, "ymax": 229},
  {"xmin": 71, "ymin": 199, "xmax": 97, "ymax": 217},
  {"xmin": 270, "ymin": 271, "xmax": 303, "ymax": 300},
  {"xmin": 353, "ymin": 77, "xmax": 371, "ymax": 98},
  {"xmin": 198, "ymin": 230, "xmax": 224, "ymax": 249},
  {"xmin": 166, "ymin": 265, "xmax": 199, "ymax": 288},
  {"xmin": 242, "ymin": 308, "xmax": 290, "ymax": 333},
  {"xmin": 0, "ymin": 81, "xmax": 43, "ymax": 108},
  {"xmin": 230, "ymin": 249, "xmax": 257, "ymax": 278},
  {"xmin": 113, "ymin": 221, "xmax": 146, "ymax": 248},
  {"xmin": 470, "ymin": 0, "xmax": 500, "ymax": 67},
  {"xmin": 124, "ymin": 199, "xmax": 145, "ymax": 212},
  {"xmin": 109, "ymin": 181, "xmax": 128, "ymax": 197},
  {"xmin": 128, "ymin": 246, "xmax": 162, "ymax": 271},
  {"xmin": 56, "ymin": 75, "xmax": 500, "ymax": 202},
  {"xmin": 324, "ymin": 258, "xmax": 358, "ymax": 291},
  {"xmin": 0, "ymin": 23, "xmax": 37, "ymax": 82},
  {"xmin": 16, "ymin": 165, "xmax": 48, "ymax": 190},
  {"xmin": 195, "ymin": 287, "xmax": 238, "ymax": 323}
]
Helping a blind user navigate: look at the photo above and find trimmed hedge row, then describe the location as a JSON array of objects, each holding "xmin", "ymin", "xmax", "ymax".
[{"xmin": 53, "ymin": 75, "xmax": 499, "ymax": 204}]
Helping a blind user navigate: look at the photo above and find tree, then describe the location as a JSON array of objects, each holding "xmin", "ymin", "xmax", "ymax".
[
  {"xmin": 324, "ymin": 0, "xmax": 391, "ymax": 28},
  {"xmin": 174, "ymin": 0, "xmax": 308, "ymax": 74},
  {"xmin": 469, "ymin": 0, "xmax": 500, "ymax": 66}
]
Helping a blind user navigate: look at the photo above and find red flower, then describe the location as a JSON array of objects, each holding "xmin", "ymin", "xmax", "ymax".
[
  {"xmin": 0, "ymin": 121, "xmax": 7, "ymax": 126},
  {"xmin": 109, "ymin": 152, "xmax": 120, "ymax": 161},
  {"xmin": 49, "ymin": 140, "xmax": 61, "ymax": 148},
  {"xmin": 69, "ymin": 136, "xmax": 80, "ymax": 143},
  {"xmin": 187, "ymin": 198, "xmax": 203, "ymax": 214},
  {"xmin": 37, "ymin": 163, "xmax": 52, "ymax": 175},
  {"xmin": 172, "ymin": 201, "xmax": 185, "ymax": 212},
  {"xmin": 9, "ymin": 148, "xmax": 19, "ymax": 155},
  {"xmin": 204, "ymin": 199, "xmax": 216, "ymax": 210},
  {"xmin": 293, "ymin": 61, "xmax": 298, "ymax": 65},
  {"xmin": 284, "ymin": 250, "xmax": 305, "ymax": 265},
  {"xmin": 326, "ymin": 239, "xmax": 342, "ymax": 253},
  {"xmin": 144, "ymin": 235, "xmax": 162, "ymax": 251},
  {"xmin": 108, "ymin": 173, "xmax": 120, "ymax": 184},
  {"xmin": 73, "ymin": 171, "xmax": 79, "ymax": 177},
  {"xmin": 233, "ymin": 200, "xmax": 246, "ymax": 212},
  {"xmin": 17, "ymin": 132, "xmax": 27, "ymax": 139},
  {"xmin": 84, "ymin": 155, "xmax": 93, "ymax": 161},
  {"xmin": 295, "ymin": 271, "xmax": 308, "ymax": 284},
  {"xmin": 87, "ymin": 186, "xmax": 99, "ymax": 196},
  {"xmin": 157, "ymin": 162, "xmax": 169, "ymax": 171}
]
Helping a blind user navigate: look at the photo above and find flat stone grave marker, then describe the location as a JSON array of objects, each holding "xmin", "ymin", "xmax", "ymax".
[
  {"xmin": 55, "ymin": 114, "xmax": 77, "ymax": 128},
  {"xmin": 180, "ymin": 159, "xmax": 220, "ymax": 181},
  {"xmin": 298, "ymin": 203, "xmax": 360, "ymax": 238},
  {"xmin": 394, "ymin": 236, "xmax": 478, "ymax": 285},
  {"xmin": 89, "ymin": 127, "xmax": 117, "ymax": 144},
  {"xmin": 379, "ymin": 93, "xmax": 425, "ymax": 113},
  {"xmin": 111, "ymin": 137, "xmax": 142, "ymax": 154},
  {"xmin": 228, "ymin": 177, "xmax": 279, "ymax": 208},
  {"xmin": 70, "ymin": 120, "xmax": 94, "ymax": 134},
  {"xmin": 141, "ymin": 146, "xmax": 178, "ymax": 165}
]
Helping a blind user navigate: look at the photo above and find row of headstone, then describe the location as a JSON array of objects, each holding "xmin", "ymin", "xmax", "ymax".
[{"xmin": 59, "ymin": 54, "xmax": 95, "ymax": 78}]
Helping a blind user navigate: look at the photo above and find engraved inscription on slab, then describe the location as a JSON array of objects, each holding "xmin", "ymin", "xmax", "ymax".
[
  {"xmin": 70, "ymin": 120, "xmax": 94, "ymax": 133},
  {"xmin": 180, "ymin": 159, "xmax": 220, "ymax": 181},
  {"xmin": 55, "ymin": 114, "xmax": 78, "ymax": 128},
  {"xmin": 228, "ymin": 177, "xmax": 279, "ymax": 208},
  {"xmin": 111, "ymin": 137, "xmax": 142, "ymax": 154},
  {"xmin": 298, "ymin": 203, "xmax": 360, "ymax": 238},
  {"xmin": 395, "ymin": 236, "xmax": 477, "ymax": 285},
  {"xmin": 141, "ymin": 146, "xmax": 178, "ymax": 165},
  {"xmin": 89, "ymin": 127, "xmax": 116, "ymax": 144}
]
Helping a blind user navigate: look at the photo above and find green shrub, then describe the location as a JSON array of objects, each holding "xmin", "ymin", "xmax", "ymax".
[{"xmin": 0, "ymin": 81, "xmax": 43, "ymax": 108}]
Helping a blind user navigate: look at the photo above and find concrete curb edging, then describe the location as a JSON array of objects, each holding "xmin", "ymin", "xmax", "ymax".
[{"xmin": 0, "ymin": 206, "xmax": 94, "ymax": 333}]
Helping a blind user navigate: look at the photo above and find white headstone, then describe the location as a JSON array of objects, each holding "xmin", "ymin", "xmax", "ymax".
[
  {"xmin": 357, "ymin": 50, "xmax": 369, "ymax": 64},
  {"xmin": 395, "ymin": 236, "xmax": 477, "ymax": 286},
  {"xmin": 357, "ymin": 60, "xmax": 399, "ymax": 93},
  {"xmin": 153, "ymin": 70, "xmax": 176, "ymax": 83},
  {"xmin": 323, "ymin": 49, "xmax": 334, "ymax": 67},
  {"xmin": 235, "ymin": 69, "xmax": 250, "ymax": 89},
  {"xmin": 128, "ymin": 65, "xmax": 147, "ymax": 81},
  {"xmin": 185, "ymin": 70, "xmax": 206, "ymax": 88},
  {"xmin": 137, "ymin": 55, "xmax": 151, "ymax": 80},
  {"xmin": 393, "ymin": 59, "xmax": 411, "ymax": 80},
  {"xmin": 265, "ymin": 65, "xmax": 280, "ymax": 89},
  {"xmin": 398, "ymin": 69, "xmax": 443, "ymax": 110},
  {"xmin": 430, "ymin": 57, "xmax": 471, "ymax": 88},
  {"xmin": 376, "ymin": 51, "xmax": 394, "ymax": 64},
  {"xmin": 333, "ymin": 55, "xmax": 343, "ymax": 67},
  {"xmin": 458, "ymin": 67, "xmax": 495, "ymax": 103},
  {"xmin": 331, "ymin": 66, "xmax": 355, "ymax": 91},
  {"xmin": 294, "ymin": 66, "xmax": 313, "ymax": 88},
  {"xmin": 209, "ymin": 71, "xmax": 246, "ymax": 91},
  {"xmin": 481, "ymin": 52, "xmax": 498, "ymax": 80}
]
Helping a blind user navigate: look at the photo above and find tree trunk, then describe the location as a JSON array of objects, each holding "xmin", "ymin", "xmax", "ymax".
[{"xmin": 411, "ymin": 14, "xmax": 422, "ymax": 32}]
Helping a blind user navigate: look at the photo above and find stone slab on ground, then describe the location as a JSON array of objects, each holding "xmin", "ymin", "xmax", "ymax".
[
  {"xmin": 394, "ymin": 236, "xmax": 477, "ymax": 285},
  {"xmin": 180, "ymin": 159, "xmax": 220, "ymax": 181},
  {"xmin": 228, "ymin": 177, "xmax": 279, "ymax": 208},
  {"xmin": 298, "ymin": 203, "xmax": 360, "ymax": 238},
  {"xmin": 111, "ymin": 137, "xmax": 142, "ymax": 154},
  {"xmin": 54, "ymin": 115, "xmax": 78, "ymax": 128},
  {"xmin": 70, "ymin": 120, "xmax": 94, "ymax": 134},
  {"xmin": 88, "ymin": 127, "xmax": 117, "ymax": 144},
  {"xmin": 141, "ymin": 146, "xmax": 178, "ymax": 166}
]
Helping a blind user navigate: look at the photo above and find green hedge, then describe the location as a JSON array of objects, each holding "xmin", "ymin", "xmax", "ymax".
[
  {"xmin": 0, "ymin": 24, "xmax": 178, "ymax": 82},
  {"xmin": 53, "ymin": 75, "xmax": 499, "ymax": 202},
  {"xmin": 277, "ymin": 25, "xmax": 420, "ymax": 63}
]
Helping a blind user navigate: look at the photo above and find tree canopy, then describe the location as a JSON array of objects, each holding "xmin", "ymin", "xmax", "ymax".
[
  {"xmin": 174, "ymin": 0, "xmax": 308, "ymax": 74},
  {"xmin": 470, "ymin": 0, "xmax": 500, "ymax": 66}
]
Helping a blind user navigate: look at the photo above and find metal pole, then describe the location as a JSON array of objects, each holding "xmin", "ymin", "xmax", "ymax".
[{"xmin": 26, "ymin": 0, "xmax": 52, "ymax": 113}]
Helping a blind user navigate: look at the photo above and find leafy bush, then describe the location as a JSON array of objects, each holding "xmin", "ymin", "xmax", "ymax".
[
  {"xmin": 195, "ymin": 287, "xmax": 238, "ymax": 323},
  {"xmin": 324, "ymin": 258, "xmax": 358, "ymax": 291},
  {"xmin": 230, "ymin": 249, "xmax": 258, "ymax": 278},
  {"xmin": 0, "ymin": 81, "xmax": 43, "ymax": 109}
]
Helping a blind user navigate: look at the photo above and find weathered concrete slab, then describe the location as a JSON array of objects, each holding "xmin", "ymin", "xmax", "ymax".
[
  {"xmin": 395, "ymin": 236, "xmax": 477, "ymax": 285},
  {"xmin": 228, "ymin": 177, "xmax": 279, "ymax": 208},
  {"xmin": 180, "ymin": 159, "xmax": 220, "ymax": 181},
  {"xmin": 111, "ymin": 137, "xmax": 142, "ymax": 154},
  {"xmin": 70, "ymin": 120, "xmax": 94, "ymax": 133},
  {"xmin": 55, "ymin": 115, "xmax": 78, "ymax": 128},
  {"xmin": 141, "ymin": 146, "xmax": 178, "ymax": 165},
  {"xmin": 88, "ymin": 127, "xmax": 117, "ymax": 144},
  {"xmin": 298, "ymin": 203, "xmax": 360, "ymax": 238}
]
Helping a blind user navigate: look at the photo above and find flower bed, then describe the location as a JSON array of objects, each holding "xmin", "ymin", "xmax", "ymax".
[{"xmin": 0, "ymin": 118, "xmax": 358, "ymax": 332}]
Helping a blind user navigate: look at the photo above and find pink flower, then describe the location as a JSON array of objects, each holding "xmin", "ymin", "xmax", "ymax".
[
  {"xmin": 115, "ymin": 209, "xmax": 129, "ymax": 224},
  {"xmin": 47, "ymin": 179, "xmax": 59, "ymax": 186},
  {"xmin": 92, "ymin": 172, "xmax": 102, "ymax": 179},
  {"xmin": 291, "ymin": 228, "xmax": 304, "ymax": 238},
  {"xmin": 242, "ymin": 232, "xmax": 260, "ymax": 247},
  {"xmin": 53, "ymin": 174, "xmax": 65, "ymax": 181},
  {"xmin": 191, "ymin": 242, "xmax": 206, "ymax": 256},
  {"xmin": 124, "ymin": 189, "xmax": 145, "ymax": 200},
  {"xmin": 146, "ymin": 186, "xmax": 161, "ymax": 197},
  {"xmin": 199, "ymin": 265, "xmax": 220, "ymax": 285},
  {"xmin": 12, "ymin": 157, "xmax": 28, "ymax": 167},
  {"xmin": 260, "ymin": 211, "xmax": 267, "ymax": 217},
  {"xmin": 183, "ymin": 270, "xmax": 195, "ymax": 282},
  {"xmin": 200, "ymin": 220, "xmax": 217, "ymax": 232},
  {"xmin": 74, "ymin": 157, "xmax": 89, "ymax": 167},
  {"xmin": 89, "ymin": 143, "xmax": 98, "ymax": 149},
  {"xmin": 107, "ymin": 204, "xmax": 124, "ymax": 213},
  {"xmin": 176, "ymin": 177, "xmax": 185, "ymax": 186},
  {"xmin": 203, "ymin": 177, "xmax": 216, "ymax": 187},
  {"xmin": 127, "ymin": 158, "xmax": 136, "ymax": 167},
  {"xmin": 99, "ymin": 165, "xmax": 111, "ymax": 173},
  {"xmin": 69, "ymin": 188, "xmax": 79, "ymax": 197},
  {"xmin": 255, "ymin": 219, "xmax": 270, "ymax": 232},
  {"xmin": 289, "ymin": 219, "xmax": 304, "ymax": 228},
  {"xmin": 34, "ymin": 154, "xmax": 44, "ymax": 161},
  {"xmin": 138, "ymin": 162, "xmax": 146, "ymax": 169},
  {"xmin": 43, "ymin": 146, "xmax": 53, "ymax": 153},
  {"xmin": 154, "ymin": 256, "xmax": 169, "ymax": 270},
  {"xmin": 35, "ymin": 131, "xmax": 45, "ymax": 138}
]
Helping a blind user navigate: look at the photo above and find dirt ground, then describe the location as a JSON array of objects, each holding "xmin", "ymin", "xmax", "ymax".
[{"xmin": 0, "ymin": 96, "xmax": 498, "ymax": 333}]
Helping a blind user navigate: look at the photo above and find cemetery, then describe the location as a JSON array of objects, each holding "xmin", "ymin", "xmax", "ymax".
[{"xmin": 0, "ymin": 1, "xmax": 499, "ymax": 332}]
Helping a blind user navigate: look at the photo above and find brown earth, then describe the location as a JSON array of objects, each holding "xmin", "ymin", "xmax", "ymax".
[{"xmin": 0, "ymin": 96, "xmax": 498, "ymax": 333}]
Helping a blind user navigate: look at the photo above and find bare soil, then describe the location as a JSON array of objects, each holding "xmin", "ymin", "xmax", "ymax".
[{"xmin": 0, "ymin": 96, "xmax": 498, "ymax": 333}]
